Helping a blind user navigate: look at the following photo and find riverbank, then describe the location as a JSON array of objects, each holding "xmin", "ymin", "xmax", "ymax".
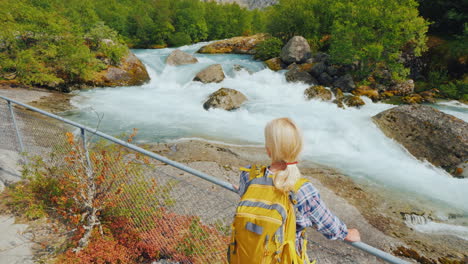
[{"xmin": 0, "ymin": 83, "xmax": 74, "ymax": 113}]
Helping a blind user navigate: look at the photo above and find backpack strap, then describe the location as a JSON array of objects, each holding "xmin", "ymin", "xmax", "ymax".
[{"xmin": 239, "ymin": 165, "xmax": 267, "ymax": 181}]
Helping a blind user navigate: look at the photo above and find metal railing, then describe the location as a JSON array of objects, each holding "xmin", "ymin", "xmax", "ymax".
[{"xmin": 0, "ymin": 94, "xmax": 410, "ymax": 264}]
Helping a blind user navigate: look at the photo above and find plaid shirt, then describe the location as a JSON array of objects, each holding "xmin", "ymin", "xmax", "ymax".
[{"xmin": 238, "ymin": 167, "xmax": 348, "ymax": 252}]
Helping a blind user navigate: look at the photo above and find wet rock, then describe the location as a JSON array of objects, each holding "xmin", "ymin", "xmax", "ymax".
[
  {"xmin": 332, "ymin": 74, "xmax": 355, "ymax": 93},
  {"xmin": 419, "ymin": 91, "xmax": 436, "ymax": 103},
  {"xmin": 380, "ymin": 91, "xmax": 395, "ymax": 99},
  {"xmin": 334, "ymin": 88, "xmax": 344, "ymax": 101},
  {"xmin": 304, "ymin": 85, "xmax": 333, "ymax": 101},
  {"xmin": 343, "ymin": 95, "xmax": 365, "ymax": 108},
  {"xmin": 388, "ymin": 79, "xmax": 415, "ymax": 96},
  {"xmin": 352, "ymin": 86, "xmax": 380, "ymax": 101},
  {"xmin": 280, "ymin": 36, "xmax": 311, "ymax": 64},
  {"xmin": 233, "ymin": 64, "xmax": 252, "ymax": 74},
  {"xmin": 198, "ymin": 34, "xmax": 266, "ymax": 55},
  {"xmin": 91, "ymin": 52, "xmax": 150, "ymax": 87},
  {"xmin": 401, "ymin": 94, "xmax": 423, "ymax": 104},
  {"xmin": 333, "ymin": 99, "xmax": 345, "ymax": 109},
  {"xmin": 194, "ymin": 64, "xmax": 225, "ymax": 83},
  {"xmin": 264, "ymin": 57, "xmax": 284, "ymax": 71},
  {"xmin": 166, "ymin": 49, "xmax": 198, "ymax": 66},
  {"xmin": 285, "ymin": 67, "xmax": 317, "ymax": 85},
  {"xmin": 372, "ymin": 105, "xmax": 468, "ymax": 176},
  {"xmin": 203, "ymin": 88, "xmax": 247, "ymax": 111}
]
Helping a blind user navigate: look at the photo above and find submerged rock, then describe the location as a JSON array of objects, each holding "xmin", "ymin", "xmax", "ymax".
[
  {"xmin": 373, "ymin": 105, "xmax": 468, "ymax": 177},
  {"xmin": 197, "ymin": 34, "xmax": 266, "ymax": 54},
  {"xmin": 203, "ymin": 88, "xmax": 247, "ymax": 111},
  {"xmin": 92, "ymin": 52, "xmax": 150, "ymax": 87},
  {"xmin": 166, "ymin": 49, "xmax": 198, "ymax": 66},
  {"xmin": 304, "ymin": 86, "xmax": 332, "ymax": 101},
  {"xmin": 280, "ymin": 36, "xmax": 311, "ymax": 64},
  {"xmin": 194, "ymin": 64, "xmax": 225, "ymax": 83}
]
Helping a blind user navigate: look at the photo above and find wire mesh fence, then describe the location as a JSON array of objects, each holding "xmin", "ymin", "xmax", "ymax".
[{"xmin": 0, "ymin": 97, "xmax": 403, "ymax": 264}]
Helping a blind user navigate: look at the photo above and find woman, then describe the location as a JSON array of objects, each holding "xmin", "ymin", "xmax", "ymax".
[{"xmin": 233, "ymin": 117, "xmax": 360, "ymax": 263}]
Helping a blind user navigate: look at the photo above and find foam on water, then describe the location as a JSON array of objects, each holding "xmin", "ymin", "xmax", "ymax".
[
  {"xmin": 405, "ymin": 215, "xmax": 468, "ymax": 241},
  {"xmin": 67, "ymin": 44, "xmax": 468, "ymax": 215}
]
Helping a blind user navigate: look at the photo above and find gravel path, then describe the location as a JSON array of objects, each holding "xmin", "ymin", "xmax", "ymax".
[
  {"xmin": 0, "ymin": 216, "xmax": 34, "ymax": 264},
  {"xmin": 0, "ymin": 148, "xmax": 34, "ymax": 264}
]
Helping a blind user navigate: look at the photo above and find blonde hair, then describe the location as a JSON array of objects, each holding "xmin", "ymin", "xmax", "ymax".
[{"xmin": 264, "ymin": 118, "xmax": 303, "ymax": 192}]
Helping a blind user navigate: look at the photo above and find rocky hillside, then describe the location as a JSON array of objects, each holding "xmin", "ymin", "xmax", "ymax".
[{"xmin": 202, "ymin": 0, "xmax": 276, "ymax": 9}]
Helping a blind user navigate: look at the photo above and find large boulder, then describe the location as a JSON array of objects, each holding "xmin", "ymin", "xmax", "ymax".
[
  {"xmin": 92, "ymin": 52, "xmax": 150, "ymax": 87},
  {"xmin": 285, "ymin": 67, "xmax": 317, "ymax": 85},
  {"xmin": 194, "ymin": 64, "xmax": 225, "ymax": 83},
  {"xmin": 304, "ymin": 86, "xmax": 332, "ymax": 101},
  {"xmin": 198, "ymin": 34, "xmax": 267, "ymax": 55},
  {"xmin": 332, "ymin": 74, "xmax": 356, "ymax": 93},
  {"xmin": 280, "ymin": 36, "xmax": 311, "ymax": 64},
  {"xmin": 373, "ymin": 105, "xmax": 468, "ymax": 177},
  {"xmin": 166, "ymin": 49, "xmax": 198, "ymax": 66},
  {"xmin": 203, "ymin": 88, "xmax": 247, "ymax": 111}
]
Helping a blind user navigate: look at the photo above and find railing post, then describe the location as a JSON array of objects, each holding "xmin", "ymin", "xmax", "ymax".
[
  {"xmin": 8, "ymin": 101, "xmax": 24, "ymax": 153},
  {"xmin": 80, "ymin": 128, "xmax": 93, "ymax": 173}
]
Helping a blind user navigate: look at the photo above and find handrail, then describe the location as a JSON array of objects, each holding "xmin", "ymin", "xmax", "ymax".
[{"xmin": 0, "ymin": 95, "xmax": 410, "ymax": 264}]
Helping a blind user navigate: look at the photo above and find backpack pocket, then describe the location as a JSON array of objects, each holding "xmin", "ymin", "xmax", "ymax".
[{"xmin": 232, "ymin": 212, "xmax": 283, "ymax": 264}]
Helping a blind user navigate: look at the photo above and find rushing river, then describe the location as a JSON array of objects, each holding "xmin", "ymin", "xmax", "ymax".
[{"xmin": 64, "ymin": 42, "xmax": 468, "ymax": 237}]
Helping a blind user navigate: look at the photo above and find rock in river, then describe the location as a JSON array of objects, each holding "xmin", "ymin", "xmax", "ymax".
[
  {"xmin": 203, "ymin": 88, "xmax": 247, "ymax": 111},
  {"xmin": 285, "ymin": 66, "xmax": 317, "ymax": 85},
  {"xmin": 91, "ymin": 52, "xmax": 150, "ymax": 87},
  {"xmin": 194, "ymin": 64, "xmax": 225, "ymax": 83},
  {"xmin": 166, "ymin": 49, "xmax": 198, "ymax": 66},
  {"xmin": 373, "ymin": 105, "xmax": 468, "ymax": 177},
  {"xmin": 197, "ymin": 34, "xmax": 266, "ymax": 55},
  {"xmin": 304, "ymin": 86, "xmax": 332, "ymax": 101}
]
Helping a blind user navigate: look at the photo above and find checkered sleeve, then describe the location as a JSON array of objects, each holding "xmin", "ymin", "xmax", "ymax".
[
  {"xmin": 237, "ymin": 166, "xmax": 251, "ymax": 197},
  {"xmin": 295, "ymin": 181, "xmax": 348, "ymax": 240}
]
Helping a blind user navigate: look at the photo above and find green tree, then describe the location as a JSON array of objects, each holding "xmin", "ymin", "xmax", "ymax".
[
  {"xmin": 266, "ymin": 0, "xmax": 321, "ymax": 42},
  {"xmin": 172, "ymin": 0, "xmax": 208, "ymax": 43},
  {"xmin": 329, "ymin": 0, "xmax": 429, "ymax": 80}
]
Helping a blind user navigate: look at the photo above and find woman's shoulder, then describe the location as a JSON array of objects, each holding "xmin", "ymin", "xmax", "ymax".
[{"xmin": 296, "ymin": 179, "xmax": 319, "ymax": 201}]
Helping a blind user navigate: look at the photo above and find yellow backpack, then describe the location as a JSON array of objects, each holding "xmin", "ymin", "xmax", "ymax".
[{"xmin": 228, "ymin": 165, "xmax": 315, "ymax": 264}]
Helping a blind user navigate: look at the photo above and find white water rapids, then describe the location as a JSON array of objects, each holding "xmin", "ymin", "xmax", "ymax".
[{"xmin": 66, "ymin": 43, "xmax": 468, "ymax": 224}]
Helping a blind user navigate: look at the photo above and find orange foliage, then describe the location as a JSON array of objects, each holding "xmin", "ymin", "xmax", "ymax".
[{"xmin": 57, "ymin": 235, "xmax": 136, "ymax": 264}]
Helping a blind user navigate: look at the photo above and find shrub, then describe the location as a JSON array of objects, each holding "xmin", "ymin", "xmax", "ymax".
[
  {"xmin": 439, "ymin": 80, "xmax": 468, "ymax": 100},
  {"xmin": 168, "ymin": 32, "xmax": 192, "ymax": 47},
  {"xmin": 254, "ymin": 37, "xmax": 283, "ymax": 61}
]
